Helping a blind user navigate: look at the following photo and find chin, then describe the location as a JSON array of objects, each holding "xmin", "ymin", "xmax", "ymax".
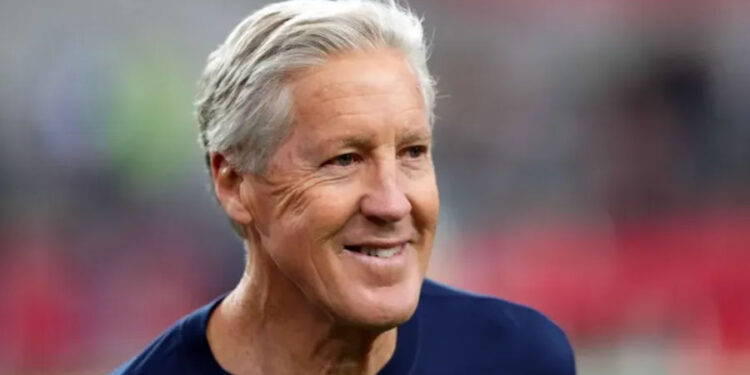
[{"xmin": 335, "ymin": 275, "xmax": 423, "ymax": 329}]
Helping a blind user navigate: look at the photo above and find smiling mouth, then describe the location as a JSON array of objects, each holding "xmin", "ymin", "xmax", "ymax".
[{"xmin": 344, "ymin": 244, "xmax": 403, "ymax": 258}]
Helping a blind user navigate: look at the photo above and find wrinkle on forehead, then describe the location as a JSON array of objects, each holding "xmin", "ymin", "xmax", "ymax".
[
  {"xmin": 299, "ymin": 85, "xmax": 423, "ymax": 118},
  {"xmin": 289, "ymin": 48, "xmax": 418, "ymax": 94},
  {"xmin": 319, "ymin": 106, "xmax": 424, "ymax": 123},
  {"xmin": 290, "ymin": 50, "xmax": 424, "ymax": 116},
  {"xmin": 310, "ymin": 85, "xmax": 421, "ymax": 107}
]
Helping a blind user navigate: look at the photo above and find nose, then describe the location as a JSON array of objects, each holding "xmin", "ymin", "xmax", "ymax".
[{"xmin": 360, "ymin": 166, "xmax": 412, "ymax": 224}]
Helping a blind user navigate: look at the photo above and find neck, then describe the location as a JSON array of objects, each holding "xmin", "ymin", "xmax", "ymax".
[{"xmin": 206, "ymin": 242, "xmax": 397, "ymax": 375}]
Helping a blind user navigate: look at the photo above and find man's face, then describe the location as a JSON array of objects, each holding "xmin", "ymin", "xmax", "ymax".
[{"xmin": 240, "ymin": 48, "xmax": 438, "ymax": 327}]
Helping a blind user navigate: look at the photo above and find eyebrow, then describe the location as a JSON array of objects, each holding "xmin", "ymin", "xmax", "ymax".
[
  {"xmin": 398, "ymin": 129, "xmax": 432, "ymax": 146},
  {"xmin": 300, "ymin": 134, "xmax": 371, "ymax": 158},
  {"xmin": 335, "ymin": 134, "xmax": 375, "ymax": 150},
  {"xmin": 320, "ymin": 128, "xmax": 432, "ymax": 151}
]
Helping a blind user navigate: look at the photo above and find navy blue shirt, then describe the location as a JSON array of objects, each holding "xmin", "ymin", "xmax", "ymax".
[{"xmin": 113, "ymin": 279, "xmax": 575, "ymax": 374}]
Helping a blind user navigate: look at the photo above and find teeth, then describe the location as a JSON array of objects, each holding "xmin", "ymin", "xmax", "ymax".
[{"xmin": 359, "ymin": 246, "xmax": 400, "ymax": 258}]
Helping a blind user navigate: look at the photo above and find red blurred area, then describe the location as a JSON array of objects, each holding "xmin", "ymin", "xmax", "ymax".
[
  {"xmin": 0, "ymin": 234, "xmax": 83, "ymax": 370},
  {"xmin": 461, "ymin": 206, "xmax": 750, "ymax": 352}
]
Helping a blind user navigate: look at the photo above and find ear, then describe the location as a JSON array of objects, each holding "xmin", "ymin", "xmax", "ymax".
[{"xmin": 210, "ymin": 152, "xmax": 253, "ymax": 225}]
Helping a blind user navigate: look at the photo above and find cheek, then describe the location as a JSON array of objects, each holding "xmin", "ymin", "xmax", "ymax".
[
  {"xmin": 415, "ymin": 180, "xmax": 439, "ymax": 270},
  {"xmin": 264, "ymin": 183, "xmax": 362, "ymax": 290},
  {"xmin": 267, "ymin": 178, "xmax": 361, "ymax": 247},
  {"xmin": 301, "ymin": 184, "xmax": 362, "ymax": 237},
  {"xmin": 408, "ymin": 170, "xmax": 440, "ymax": 229}
]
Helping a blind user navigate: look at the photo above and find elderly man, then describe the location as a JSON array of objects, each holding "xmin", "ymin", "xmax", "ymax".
[{"xmin": 113, "ymin": 1, "xmax": 575, "ymax": 374}]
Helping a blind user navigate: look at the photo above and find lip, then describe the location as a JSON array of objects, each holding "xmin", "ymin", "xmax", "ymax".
[
  {"xmin": 343, "ymin": 240, "xmax": 409, "ymax": 250},
  {"xmin": 340, "ymin": 242, "xmax": 408, "ymax": 261},
  {"xmin": 338, "ymin": 241, "xmax": 413, "ymax": 285}
]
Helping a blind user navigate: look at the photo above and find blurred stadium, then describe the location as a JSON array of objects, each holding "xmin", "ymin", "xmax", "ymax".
[{"xmin": 1, "ymin": 0, "xmax": 749, "ymax": 374}]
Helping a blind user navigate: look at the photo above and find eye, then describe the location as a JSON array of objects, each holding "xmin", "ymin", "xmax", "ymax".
[
  {"xmin": 401, "ymin": 145, "xmax": 428, "ymax": 159},
  {"xmin": 324, "ymin": 153, "xmax": 362, "ymax": 167}
]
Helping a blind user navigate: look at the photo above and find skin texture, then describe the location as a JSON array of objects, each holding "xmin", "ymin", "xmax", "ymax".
[{"xmin": 207, "ymin": 47, "xmax": 439, "ymax": 375}]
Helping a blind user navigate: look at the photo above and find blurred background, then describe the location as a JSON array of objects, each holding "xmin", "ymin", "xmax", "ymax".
[{"xmin": 1, "ymin": 0, "xmax": 749, "ymax": 374}]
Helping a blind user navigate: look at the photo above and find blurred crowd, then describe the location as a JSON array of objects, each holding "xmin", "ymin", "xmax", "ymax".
[{"xmin": 1, "ymin": 0, "xmax": 748, "ymax": 374}]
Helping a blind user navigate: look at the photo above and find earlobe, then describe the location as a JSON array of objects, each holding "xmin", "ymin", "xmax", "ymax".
[{"xmin": 210, "ymin": 153, "xmax": 253, "ymax": 225}]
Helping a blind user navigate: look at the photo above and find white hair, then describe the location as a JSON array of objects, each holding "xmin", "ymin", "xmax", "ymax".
[{"xmin": 196, "ymin": 0, "xmax": 435, "ymax": 174}]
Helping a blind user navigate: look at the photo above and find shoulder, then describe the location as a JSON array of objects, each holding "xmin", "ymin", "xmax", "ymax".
[
  {"xmin": 110, "ymin": 321, "xmax": 186, "ymax": 375},
  {"xmin": 111, "ymin": 296, "xmax": 226, "ymax": 375},
  {"xmin": 414, "ymin": 279, "xmax": 576, "ymax": 374},
  {"xmin": 419, "ymin": 279, "xmax": 571, "ymax": 346}
]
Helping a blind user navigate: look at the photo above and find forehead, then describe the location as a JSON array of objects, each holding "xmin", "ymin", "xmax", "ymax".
[{"xmin": 288, "ymin": 48, "xmax": 427, "ymax": 135}]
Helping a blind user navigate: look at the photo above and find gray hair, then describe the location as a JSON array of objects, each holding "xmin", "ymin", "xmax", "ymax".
[{"xmin": 196, "ymin": 0, "xmax": 435, "ymax": 175}]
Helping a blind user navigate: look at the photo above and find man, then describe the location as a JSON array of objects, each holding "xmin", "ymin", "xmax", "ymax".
[{"xmin": 113, "ymin": 0, "xmax": 575, "ymax": 374}]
